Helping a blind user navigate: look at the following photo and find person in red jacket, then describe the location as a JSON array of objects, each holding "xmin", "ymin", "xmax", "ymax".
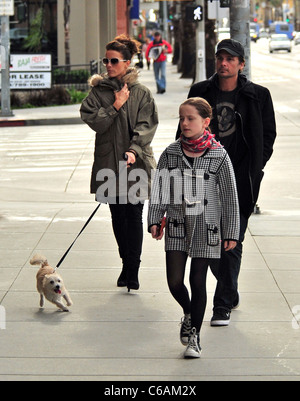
[{"xmin": 145, "ymin": 32, "xmax": 172, "ymax": 94}]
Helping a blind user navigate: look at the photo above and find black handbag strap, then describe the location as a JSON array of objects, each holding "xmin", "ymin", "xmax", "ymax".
[{"xmin": 55, "ymin": 203, "xmax": 101, "ymax": 270}]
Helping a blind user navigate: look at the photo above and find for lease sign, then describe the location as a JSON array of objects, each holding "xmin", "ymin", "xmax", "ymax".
[
  {"xmin": 0, "ymin": 54, "xmax": 52, "ymax": 89},
  {"xmin": 10, "ymin": 72, "xmax": 52, "ymax": 89}
]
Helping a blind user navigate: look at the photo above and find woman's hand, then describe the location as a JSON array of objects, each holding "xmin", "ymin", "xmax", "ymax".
[
  {"xmin": 151, "ymin": 225, "xmax": 164, "ymax": 241},
  {"xmin": 114, "ymin": 84, "xmax": 130, "ymax": 110},
  {"xmin": 224, "ymin": 240, "xmax": 237, "ymax": 252},
  {"xmin": 124, "ymin": 151, "xmax": 136, "ymax": 168}
]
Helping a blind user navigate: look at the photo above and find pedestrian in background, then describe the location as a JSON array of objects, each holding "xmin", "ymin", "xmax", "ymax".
[
  {"xmin": 148, "ymin": 97, "xmax": 240, "ymax": 358},
  {"xmin": 142, "ymin": 38, "xmax": 151, "ymax": 70},
  {"xmin": 177, "ymin": 39, "xmax": 277, "ymax": 326},
  {"xmin": 145, "ymin": 31, "xmax": 173, "ymax": 94},
  {"xmin": 80, "ymin": 34, "xmax": 158, "ymax": 292}
]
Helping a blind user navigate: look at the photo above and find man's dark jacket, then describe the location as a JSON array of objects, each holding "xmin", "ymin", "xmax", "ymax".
[{"xmin": 177, "ymin": 73, "xmax": 277, "ymax": 218}]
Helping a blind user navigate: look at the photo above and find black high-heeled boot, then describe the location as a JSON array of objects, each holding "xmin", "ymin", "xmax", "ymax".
[
  {"xmin": 127, "ymin": 263, "xmax": 140, "ymax": 292},
  {"xmin": 117, "ymin": 268, "xmax": 128, "ymax": 287},
  {"xmin": 117, "ymin": 261, "xmax": 128, "ymax": 287}
]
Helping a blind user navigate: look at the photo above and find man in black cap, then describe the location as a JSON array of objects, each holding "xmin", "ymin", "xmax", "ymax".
[{"xmin": 177, "ymin": 39, "xmax": 277, "ymax": 326}]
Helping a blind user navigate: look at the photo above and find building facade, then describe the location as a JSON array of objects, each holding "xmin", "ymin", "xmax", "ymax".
[
  {"xmin": 56, "ymin": 0, "xmax": 131, "ymax": 66},
  {"xmin": 9, "ymin": 0, "xmax": 130, "ymax": 67}
]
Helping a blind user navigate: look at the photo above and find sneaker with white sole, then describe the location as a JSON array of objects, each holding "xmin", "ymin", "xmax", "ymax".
[
  {"xmin": 180, "ymin": 314, "xmax": 191, "ymax": 346},
  {"xmin": 184, "ymin": 328, "xmax": 202, "ymax": 359},
  {"xmin": 210, "ymin": 309, "xmax": 231, "ymax": 326}
]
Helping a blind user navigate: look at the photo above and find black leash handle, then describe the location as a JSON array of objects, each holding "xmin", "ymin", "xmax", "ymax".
[{"xmin": 55, "ymin": 203, "xmax": 101, "ymax": 270}]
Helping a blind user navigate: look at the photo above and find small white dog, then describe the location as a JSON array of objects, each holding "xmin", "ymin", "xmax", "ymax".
[{"xmin": 30, "ymin": 254, "xmax": 73, "ymax": 312}]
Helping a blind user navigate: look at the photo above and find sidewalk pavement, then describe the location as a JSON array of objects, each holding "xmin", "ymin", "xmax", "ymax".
[
  {"xmin": 0, "ymin": 63, "xmax": 299, "ymax": 382},
  {"xmin": 0, "ymin": 103, "xmax": 83, "ymax": 127}
]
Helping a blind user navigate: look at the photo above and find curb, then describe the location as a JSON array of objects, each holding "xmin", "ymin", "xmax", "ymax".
[{"xmin": 0, "ymin": 117, "xmax": 83, "ymax": 127}]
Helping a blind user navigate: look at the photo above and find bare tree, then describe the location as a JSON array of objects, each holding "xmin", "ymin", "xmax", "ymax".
[{"xmin": 64, "ymin": 0, "xmax": 71, "ymax": 69}]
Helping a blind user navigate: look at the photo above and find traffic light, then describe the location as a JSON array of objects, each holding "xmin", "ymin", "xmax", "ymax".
[
  {"xmin": 220, "ymin": 0, "xmax": 230, "ymax": 8},
  {"xmin": 186, "ymin": 5, "xmax": 203, "ymax": 22}
]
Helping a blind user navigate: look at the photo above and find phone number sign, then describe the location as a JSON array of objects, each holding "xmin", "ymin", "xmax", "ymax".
[
  {"xmin": 10, "ymin": 54, "xmax": 52, "ymax": 89},
  {"xmin": 10, "ymin": 72, "xmax": 52, "ymax": 89}
]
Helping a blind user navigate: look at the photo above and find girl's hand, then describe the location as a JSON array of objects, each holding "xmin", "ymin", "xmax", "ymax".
[
  {"xmin": 114, "ymin": 84, "xmax": 130, "ymax": 110},
  {"xmin": 151, "ymin": 225, "xmax": 164, "ymax": 241},
  {"xmin": 224, "ymin": 240, "xmax": 237, "ymax": 252}
]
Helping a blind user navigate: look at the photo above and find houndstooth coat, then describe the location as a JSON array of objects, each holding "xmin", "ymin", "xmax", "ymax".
[{"xmin": 148, "ymin": 140, "xmax": 240, "ymax": 259}]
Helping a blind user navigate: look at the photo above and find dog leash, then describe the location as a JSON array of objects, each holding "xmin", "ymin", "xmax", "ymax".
[{"xmin": 55, "ymin": 203, "xmax": 101, "ymax": 271}]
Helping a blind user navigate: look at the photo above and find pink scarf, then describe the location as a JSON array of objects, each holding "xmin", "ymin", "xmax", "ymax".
[{"xmin": 180, "ymin": 130, "xmax": 221, "ymax": 153}]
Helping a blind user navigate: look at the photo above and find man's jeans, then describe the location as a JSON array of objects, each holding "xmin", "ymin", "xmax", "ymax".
[
  {"xmin": 153, "ymin": 60, "xmax": 166, "ymax": 92},
  {"xmin": 210, "ymin": 214, "xmax": 249, "ymax": 312}
]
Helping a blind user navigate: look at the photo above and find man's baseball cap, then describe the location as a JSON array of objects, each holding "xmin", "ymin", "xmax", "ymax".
[{"xmin": 216, "ymin": 39, "xmax": 245, "ymax": 58}]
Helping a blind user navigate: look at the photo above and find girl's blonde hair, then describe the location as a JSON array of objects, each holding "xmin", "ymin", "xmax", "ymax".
[{"xmin": 180, "ymin": 97, "xmax": 212, "ymax": 120}]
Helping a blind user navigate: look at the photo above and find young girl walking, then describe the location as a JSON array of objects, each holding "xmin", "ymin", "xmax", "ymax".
[{"xmin": 148, "ymin": 98, "xmax": 240, "ymax": 358}]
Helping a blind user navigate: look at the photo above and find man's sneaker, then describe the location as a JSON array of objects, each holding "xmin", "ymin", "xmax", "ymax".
[
  {"xmin": 184, "ymin": 328, "xmax": 202, "ymax": 359},
  {"xmin": 232, "ymin": 291, "xmax": 240, "ymax": 310},
  {"xmin": 210, "ymin": 309, "xmax": 231, "ymax": 326},
  {"xmin": 180, "ymin": 314, "xmax": 191, "ymax": 346}
]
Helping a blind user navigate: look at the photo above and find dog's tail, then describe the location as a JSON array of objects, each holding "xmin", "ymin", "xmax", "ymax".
[{"xmin": 30, "ymin": 254, "xmax": 49, "ymax": 268}]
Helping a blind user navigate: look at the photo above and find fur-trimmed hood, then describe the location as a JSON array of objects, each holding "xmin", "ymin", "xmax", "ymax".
[{"xmin": 89, "ymin": 67, "xmax": 139, "ymax": 88}]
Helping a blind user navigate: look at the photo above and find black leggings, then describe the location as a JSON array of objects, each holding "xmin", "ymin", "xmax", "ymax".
[
  {"xmin": 166, "ymin": 251, "xmax": 209, "ymax": 333},
  {"xmin": 109, "ymin": 202, "xmax": 144, "ymax": 269}
]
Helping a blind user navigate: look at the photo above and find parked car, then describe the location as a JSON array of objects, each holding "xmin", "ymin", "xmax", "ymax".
[
  {"xmin": 217, "ymin": 27, "xmax": 230, "ymax": 42},
  {"xmin": 250, "ymin": 28, "xmax": 258, "ymax": 42},
  {"xmin": 259, "ymin": 28, "xmax": 269, "ymax": 39},
  {"xmin": 250, "ymin": 22, "xmax": 259, "ymax": 42},
  {"xmin": 294, "ymin": 32, "xmax": 300, "ymax": 45},
  {"xmin": 269, "ymin": 34, "xmax": 292, "ymax": 53},
  {"xmin": 10, "ymin": 28, "xmax": 28, "ymax": 40}
]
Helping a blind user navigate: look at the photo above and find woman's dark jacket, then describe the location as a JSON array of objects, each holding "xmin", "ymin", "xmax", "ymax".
[
  {"xmin": 179, "ymin": 73, "xmax": 277, "ymax": 218},
  {"xmin": 80, "ymin": 68, "xmax": 158, "ymax": 201}
]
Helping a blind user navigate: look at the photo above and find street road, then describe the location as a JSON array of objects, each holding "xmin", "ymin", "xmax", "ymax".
[
  {"xmin": 250, "ymin": 38, "xmax": 300, "ymax": 214},
  {"xmin": 251, "ymin": 38, "xmax": 300, "ymax": 129}
]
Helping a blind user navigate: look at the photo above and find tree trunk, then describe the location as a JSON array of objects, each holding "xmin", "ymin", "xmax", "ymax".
[{"xmin": 64, "ymin": 0, "xmax": 71, "ymax": 70}]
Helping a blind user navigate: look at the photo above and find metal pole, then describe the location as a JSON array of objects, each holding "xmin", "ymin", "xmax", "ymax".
[
  {"xmin": 163, "ymin": 0, "xmax": 168, "ymax": 41},
  {"xmin": 196, "ymin": 0, "xmax": 206, "ymax": 82},
  {"xmin": 230, "ymin": 0, "xmax": 251, "ymax": 80},
  {"xmin": 0, "ymin": 15, "xmax": 13, "ymax": 116}
]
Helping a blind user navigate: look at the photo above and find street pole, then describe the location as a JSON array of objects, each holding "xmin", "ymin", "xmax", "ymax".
[
  {"xmin": 162, "ymin": 0, "xmax": 168, "ymax": 41},
  {"xmin": 230, "ymin": 0, "xmax": 251, "ymax": 79},
  {"xmin": 195, "ymin": 0, "xmax": 206, "ymax": 82},
  {"xmin": 0, "ymin": 15, "xmax": 13, "ymax": 116}
]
